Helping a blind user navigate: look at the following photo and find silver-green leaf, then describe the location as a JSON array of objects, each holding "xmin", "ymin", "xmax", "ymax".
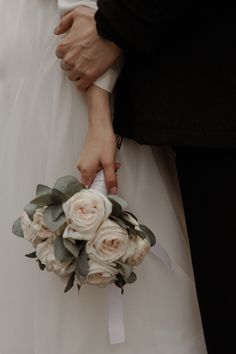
[
  {"xmin": 54, "ymin": 237, "xmax": 74, "ymax": 261},
  {"xmin": 126, "ymin": 271, "xmax": 137, "ymax": 284},
  {"xmin": 63, "ymin": 239, "xmax": 82, "ymax": 258},
  {"xmin": 53, "ymin": 175, "xmax": 83, "ymax": 199},
  {"xmin": 75, "ymin": 247, "xmax": 89, "ymax": 277},
  {"xmin": 139, "ymin": 225, "xmax": 156, "ymax": 246},
  {"xmin": 107, "ymin": 195, "xmax": 127, "ymax": 210},
  {"xmin": 12, "ymin": 217, "xmax": 24, "ymax": 237},
  {"xmin": 24, "ymin": 203, "xmax": 38, "ymax": 220},
  {"xmin": 36, "ymin": 184, "xmax": 51, "ymax": 197},
  {"xmin": 64, "ymin": 272, "xmax": 75, "ymax": 293},
  {"xmin": 116, "ymin": 261, "xmax": 132, "ymax": 282},
  {"xmin": 43, "ymin": 206, "xmax": 66, "ymax": 231},
  {"xmin": 25, "ymin": 251, "xmax": 37, "ymax": 258}
]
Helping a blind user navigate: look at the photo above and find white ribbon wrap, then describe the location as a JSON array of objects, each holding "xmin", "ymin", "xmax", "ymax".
[{"xmin": 89, "ymin": 170, "xmax": 172, "ymax": 345}]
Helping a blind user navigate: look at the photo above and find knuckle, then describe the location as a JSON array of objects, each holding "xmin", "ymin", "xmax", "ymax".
[
  {"xmin": 56, "ymin": 44, "xmax": 65, "ymax": 55},
  {"xmin": 63, "ymin": 57, "xmax": 73, "ymax": 67},
  {"xmin": 84, "ymin": 70, "xmax": 95, "ymax": 82}
]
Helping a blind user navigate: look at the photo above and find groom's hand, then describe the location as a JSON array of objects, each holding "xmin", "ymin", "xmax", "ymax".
[{"xmin": 54, "ymin": 6, "xmax": 122, "ymax": 90}]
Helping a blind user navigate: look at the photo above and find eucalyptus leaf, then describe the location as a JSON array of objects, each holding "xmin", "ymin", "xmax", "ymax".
[
  {"xmin": 108, "ymin": 198, "xmax": 123, "ymax": 217},
  {"xmin": 36, "ymin": 184, "xmax": 51, "ymax": 197},
  {"xmin": 75, "ymin": 247, "xmax": 89, "ymax": 277},
  {"xmin": 116, "ymin": 261, "xmax": 132, "ymax": 282},
  {"xmin": 114, "ymin": 273, "xmax": 126, "ymax": 294},
  {"xmin": 77, "ymin": 283, "xmax": 81, "ymax": 294},
  {"xmin": 110, "ymin": 216, "xmax": 129, "ymax": 230},
  {"xmin": 36, "ymin": 259, "xmax": 45, "ymax": 271},
  {"xmin": 127, "ymin": 227, "xmax": 138, "ymax": 238},
  {"xmin": 123, "ymin": 211, "xmax": 138, "ymax": 221},
  {"xmin": 53, "ymin": 175, "xmax": 83, "ymax": 199},
  {"xmin": 24, "ymin": 203, "xmax": 38, "ymax": 220},
  {"xmin": 135, "ymin": 229, "xmax": 146, "ymax": 240},
  {"xmin": 44, "ymin": 204, "xmax": 64, "ymax": 222},
  {"xmin": 12, "ymin": 217, "xmax": 24, "ymax": 238},
  {"xmin": 64, "ymin": 272, "xmax": 75, "ymax": 293},
  {"xmin": 31, "ymin": 193, "xmax": 53, "ymax": 207},
  {"xmin": 126, "ymin": 271, "xmax": 137, "ymax": 284},
  {"xmin": 51, "ymin": 188, "xmax": 68, "ymax": 204},
  {"xmin": 120, "ymin": 216, "xmax": 137, "ymax": 230},
  {"xmin": 25, "ymin": 251, "xmax": 37, "ymax": 258},
  {"xmin": 63, "ymin": 239, "xmax": 82, "ymax": 258},
  {"xmin": 139, "ymin": 225, "xmax": 156, "ymax": 246},
  {"xmin": 107, "ymin": 195, "xmax": 127, "ymax": 210},
  {"xmin": 43, "ymin": 206, "xmax": 66, "ymax": 232},
  {"xmin": 54, "ymin": 237, "xmax": 74, "ymax": 261}
]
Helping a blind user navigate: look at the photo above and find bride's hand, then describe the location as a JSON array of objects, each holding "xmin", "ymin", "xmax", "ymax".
[
  {"xmin": 76, "ymin": 85, "xmax": 119, "ymax": 194},
  {"xmin": 77, "ymin": 125, "xmax": 118, "ymax": 193}
]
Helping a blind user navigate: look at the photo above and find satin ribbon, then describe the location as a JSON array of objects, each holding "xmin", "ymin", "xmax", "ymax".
[{"xmin": 90, "ymin": 170, "xmax": 172, "ymax": 345}]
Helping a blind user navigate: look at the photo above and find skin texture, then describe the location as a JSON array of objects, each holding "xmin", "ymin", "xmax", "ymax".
[
  {"xmin": 78, "ymin": 85, "xmax": 120, "ymax": 193},
  {"xmin": 54, "ymin": 6, "xmax": 122, "ymax": 90}
]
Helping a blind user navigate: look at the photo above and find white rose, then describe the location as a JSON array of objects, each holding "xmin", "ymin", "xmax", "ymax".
[
  {"xmin": 36, "ymin": 239, "xmax": 75, "ymax": 281},
  {"xmin": 62, "ymin": 189, "xmax": 112, "ymax": 241},
  {"xmin": 122, "ymin": 236, "xmax": 151, "ymax": 266},
  {"xmin": 84, "ymin": 259, "xmax": 117, "ymax": 285},
  {"xmin": 86, "ymin": 219, "xmax": 129, "ymax": 263},
  {"xmin": 21, "ymin": 209, "xmax": 59, "ymax": 248}
]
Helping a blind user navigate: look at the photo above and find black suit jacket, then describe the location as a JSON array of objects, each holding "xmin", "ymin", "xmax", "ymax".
[{"xmin": 95, "ymin": 1, "xmax": 236, "ymax": 147}]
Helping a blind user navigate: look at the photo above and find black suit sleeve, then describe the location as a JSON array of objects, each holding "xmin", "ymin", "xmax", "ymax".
[{"xmin": 95, "ymin": 0, "xmax": 192, "ymax": 53}]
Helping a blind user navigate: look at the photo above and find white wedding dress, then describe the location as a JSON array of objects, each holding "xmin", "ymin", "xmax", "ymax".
[{"xmin": 0, "ymin": 1, "xmax": 207, "ymax": 353}]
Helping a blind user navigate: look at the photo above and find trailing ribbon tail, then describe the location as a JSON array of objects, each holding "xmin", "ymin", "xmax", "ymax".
[{"xmin": 90, "ymin": 169, "xmax": 172, "ymax": 345}]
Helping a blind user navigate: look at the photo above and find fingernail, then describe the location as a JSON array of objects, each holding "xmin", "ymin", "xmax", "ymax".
[
  {"xmin": 54, "ymin": 26, "xmax": 59, "ymax": 34},
  {"xmin": 110, "ymin": 187, "xmax": 118, "ymax": 194}
]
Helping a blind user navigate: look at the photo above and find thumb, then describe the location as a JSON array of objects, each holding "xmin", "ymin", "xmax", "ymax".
[{"xmin": 54, "ymin": 12, "xmax": 74, "ymax": 35}]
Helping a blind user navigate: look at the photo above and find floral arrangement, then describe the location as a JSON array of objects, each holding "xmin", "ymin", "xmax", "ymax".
[{"xmin": 12, "ymin": 175, "xmax": 156, "ymax": 294}]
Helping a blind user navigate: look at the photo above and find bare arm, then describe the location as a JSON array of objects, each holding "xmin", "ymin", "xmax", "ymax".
[{"xmin": 77, "ymin": 85, "xmax": 119, "ymax": 193}]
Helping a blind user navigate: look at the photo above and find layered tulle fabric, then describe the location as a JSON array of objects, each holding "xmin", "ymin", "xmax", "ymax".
[{"xmin": 0, "ymin": 1, "xmax": 207, "ymax": 353}]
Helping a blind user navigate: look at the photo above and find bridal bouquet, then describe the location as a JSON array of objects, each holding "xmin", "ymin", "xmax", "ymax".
[{"xmin": 12, "ymin": 175, "xmax": 156, "ymax": 294}]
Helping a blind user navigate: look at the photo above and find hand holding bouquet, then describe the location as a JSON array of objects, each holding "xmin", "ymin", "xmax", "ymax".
[{"xmin": 13, "ymin": 174, "xmax": 156, "ymax": 294}]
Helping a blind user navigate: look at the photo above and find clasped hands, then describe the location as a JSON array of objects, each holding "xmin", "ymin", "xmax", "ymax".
[
  {"xmin": 54, "ymin": 6, "xmax": 122, "ymax": 194},
  {"xmin": 54, "ymin": 6, "xmax": 121, "ymax": 90}
]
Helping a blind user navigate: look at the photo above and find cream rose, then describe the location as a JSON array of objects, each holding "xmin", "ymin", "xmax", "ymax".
[
  {"xmin": 122, "ymin": 236, "xmax": 151, "ymax": 266},
  {"xmin": 84, "ymin": 259, "xmax": 117, "ymax": 285},
  {"xmin": 21, "ymin": 209, "xmax": 59, "ymax": 248},
  {"xmin": 36, "ymin": 239, "xmax": 75, "ymax": 281},
  {"xmin": 62, "ymin": 189, "xmax": 112, "ymax": 241},
  {"xmin": 86, "ymin": 219, "xmax": 129, "ymax": 263}
]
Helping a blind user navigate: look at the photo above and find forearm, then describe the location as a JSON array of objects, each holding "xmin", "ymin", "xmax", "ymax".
[{"xmin": 85, "ymin": 85, "xmax": 113, "ymax": 130}]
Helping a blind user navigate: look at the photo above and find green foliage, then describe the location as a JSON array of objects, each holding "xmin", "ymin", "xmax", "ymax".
[
  {"xmin": 54, "ymin": 237, "xmax": 75, "ymax": 261},
  {"xmin": 108, "ymin": 198, "xmax": 123, "ymax": 217},
  {"xmin": 114, "ymin": 273, "xmax": 126, "ymax": 294},
  {"xmin": 64, "ymin": 272, "xmax": 75, "ymax": 293},
  {"xmin": 12, "ymin": 217, "xmax": 24, "ymax": 237},
  {"xmin": 108, "ymin": 195, "xmax": 127, "ymax": 210},
  {"xmin": 36, "ymin": 259, "xmax": 45, "ymax": 271},
  {"xmin": 63, "ymin": 239, "xmax": 84, "ymax": 258},
  {"xmin": 116, "ymin": 261, "xmax": 132, "ymax": 281},
  {"xmin": 25, "ymin": 251, "xmax": 37, "ymax": 258},
  {"xmin": 137, "ymin": 225, "xmax": 156, "ymax": 246},
  {"xmin": 36, "ymin": 184, "xmax": 51, "ymax": 197},
  {"xmin": 53, "ymin": 175, "xmax": 83, "ymax": 199},
  {"xmin": 126, "ymin": 272, "xmax": 137, "ymax": 284},
  {"xmin": 43, "ymin": 205, "xmax": 66, "ymax": 231},
  {"xmin": 24, "ymin": 203, "xmax": 38, "ymax": 220},
  {"xmin": 75, "ymin": 247, "xmax": 89, "ymax": 278}
]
